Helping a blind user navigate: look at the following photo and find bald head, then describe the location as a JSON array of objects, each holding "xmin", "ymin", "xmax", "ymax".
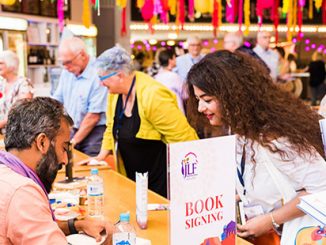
[
  {"xmin": 58, "ymin": 37, "xmax": 89, "ymax": 76},
  {"xmin": 223, "ymin": 32, "xmax": 243, "ymax": 52}
]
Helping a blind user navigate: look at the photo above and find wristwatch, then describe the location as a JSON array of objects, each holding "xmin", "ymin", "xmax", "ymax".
[
  {"xmin": 270, "ymin": 212, "xmax": 280, "ymax": 229},
  {"xmin": 68, "ymin": 218, "xmax": 78, "ymax": 234}
]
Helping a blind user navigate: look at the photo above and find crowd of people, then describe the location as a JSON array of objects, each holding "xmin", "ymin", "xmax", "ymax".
[{"xmin": 0, "ymin": 31, "xmax": 326, "ymax": 244}]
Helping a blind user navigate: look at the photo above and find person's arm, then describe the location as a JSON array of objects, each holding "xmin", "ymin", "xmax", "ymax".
[
  {"xmin": 57, "ymin": 216, "xmax": 114, "ymax": 242},
  {"xmin": 237, "ymin": 191, "xmax": 307, "ymax": 238},
  {"xmin": 71, "ymin": 113, "xmax": 101, "ymax": 146},
  {"xmin": 6, "ymin": 184, "xmax": 67, "ymax": 244},
  {"xmin": 145, "ymin": 85, "xmax": 198, "ymax": 143}
]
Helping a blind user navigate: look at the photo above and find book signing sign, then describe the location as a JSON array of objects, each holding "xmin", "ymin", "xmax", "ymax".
[{"xmin": 168, "ymin": 136, "xmax": 236, "ymax": 245}]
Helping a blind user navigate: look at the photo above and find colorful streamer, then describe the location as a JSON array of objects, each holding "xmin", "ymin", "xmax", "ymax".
[
  {"xmin": 226, "ymin": 0, "xmax": 238, "ymax": 23},
  {"xmin": 308, "ymin": 0, "xmax": 313, "ymax": 19},
  {"xmin": 82, "ymin": 0, "xmax": 91, "ymax": 28},
  {"xmin": 244, "ymin": 0, "xmax": 250, "ymax": 36},
  {"xmin": 137, "ymin": 0, "xmax": 145, "ymax": 8},
  {"xmin": 272, "ymin": 0, "xmax": 280, "ymax": 43},
  {"xmin": 57, "ymin": 0, "xmax": 64, "ymax": 32},
  {"xmin": 169, "ymin": 0, "xmax": 177, "ymax": 15},
  {"xmin": 177, "ymin": 0, "xmax": 185, "ymax": 29},
  {"xmin": 121, "ymin": 7, "xmax": 127, "ymax": 36},
  {"xmin": 315, "ymin": 0, "xmax": 322, "ymax": 10},
  {"xmin": 212, "ymin": 0, "xmax": 218, "ymax": 36},
  {"xmin": 322, "ymin": 0, "xmax": 326, "ymax": 24},
  {"xmin": 238, "ymin": 0, "xmax": 243, "ymax": 31},
  {"xmin": 188, "ymin": 0, "xmax": 195, "ymax": 21}
]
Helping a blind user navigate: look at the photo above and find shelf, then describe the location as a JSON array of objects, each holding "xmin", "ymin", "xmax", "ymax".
[
  {"xmin": 28, "ymin": 43, "xmax": 59, "ymax": 47},
  {"xmin": 28, "ymin": 64, "xmax": 59, "ymax": 68}
]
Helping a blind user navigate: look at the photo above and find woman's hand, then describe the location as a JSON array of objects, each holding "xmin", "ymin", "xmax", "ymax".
[{"xmin": 237, "ymin": 213, "xmax": 273, "ymax": 238}]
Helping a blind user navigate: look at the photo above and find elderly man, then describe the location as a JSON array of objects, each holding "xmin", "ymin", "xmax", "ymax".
[
  {"xmin": 223, "ymin": 32, "xmax": 270, "ymax": 72},
  {"xmin": 53, "ymin": 37, "xmax": 107, "ymax": 156},
  {"xmin": 0, "ymin": 97, "xmax": 112, "ymax": 244},
  {"xmin": 175, "ymin": 36, "xmax": 204, "ymax": 81},
  {"xmin": 253, "ymin": 31, "xmax": 279, "ymax": 81}
]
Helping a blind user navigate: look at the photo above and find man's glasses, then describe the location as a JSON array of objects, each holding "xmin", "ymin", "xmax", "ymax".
[
  {"xmin": 59, "ymin": 52, "xmax": 81, "ymax": 66},
  {"xmin": 99, "ymin": 71, "xmax": 118, "ymax": 81}
]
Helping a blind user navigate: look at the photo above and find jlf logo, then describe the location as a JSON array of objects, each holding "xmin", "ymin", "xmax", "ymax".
[{"xmin": 181, "ymin": 152, "xmax": 198, "ymax": 179}]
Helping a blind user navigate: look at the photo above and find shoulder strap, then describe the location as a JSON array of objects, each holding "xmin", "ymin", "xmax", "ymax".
[{"xmin": 260, "ymin": 146, "xmax": 296, "ymax": 203}]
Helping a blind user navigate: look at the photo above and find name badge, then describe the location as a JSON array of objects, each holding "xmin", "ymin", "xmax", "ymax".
[{"xmin": 243, "ymin": 204, "xmax": 264, "ymax": 220}]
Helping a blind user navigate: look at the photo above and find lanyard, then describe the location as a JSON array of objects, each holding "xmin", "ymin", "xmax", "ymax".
[
  {"xmin": 237, "ymin": 145, "xmax": 246, "ymax": 195},
  {"xmin": 115, "ymin": 76, "xmax": 136, "ymax": 140}
]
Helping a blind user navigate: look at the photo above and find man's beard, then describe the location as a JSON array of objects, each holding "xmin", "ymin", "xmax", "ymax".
[{"xmin": 36, "ymin": 144, "xmax": 63, "ymax": 193}]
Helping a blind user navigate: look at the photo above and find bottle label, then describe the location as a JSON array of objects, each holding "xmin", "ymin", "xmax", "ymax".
[
  {"xmin": 112, "ymin": 232, "xmax": 136, "ymax": 245},
  {"xmin": 87, "ymin": 182, "xmax": 103, "ymax": 196}
]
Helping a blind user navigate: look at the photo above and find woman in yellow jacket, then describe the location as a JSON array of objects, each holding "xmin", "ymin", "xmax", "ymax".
[{"xmin": 94, "ymin": 46, "xmax": 198, "ymax": 197}]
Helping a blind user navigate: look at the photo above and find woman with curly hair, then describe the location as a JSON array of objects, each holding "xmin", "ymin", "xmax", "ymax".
[{"xmin": 186, "ymin": 50, "xmax": 326, "ymax": 244}]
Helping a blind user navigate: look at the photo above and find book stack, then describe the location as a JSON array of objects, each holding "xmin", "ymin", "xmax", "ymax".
[{"xmin": 297, "ymin": 191, "xmax": 326, "ymax": 226}]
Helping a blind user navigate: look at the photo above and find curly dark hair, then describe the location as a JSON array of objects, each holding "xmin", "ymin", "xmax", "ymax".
[{"xmin": 186, "ymin": 50, "xmax": 323, "ymax": 158}]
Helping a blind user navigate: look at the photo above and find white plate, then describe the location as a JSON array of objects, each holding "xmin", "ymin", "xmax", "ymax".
[{"xmin": 66, "ymin": 233, "xmax": 106, "ymax": 245}]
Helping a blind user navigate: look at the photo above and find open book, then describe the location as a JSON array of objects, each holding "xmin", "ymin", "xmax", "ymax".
[{"xmin": 297, "ymin": 191, "xmax": 326, "ymax": 226}]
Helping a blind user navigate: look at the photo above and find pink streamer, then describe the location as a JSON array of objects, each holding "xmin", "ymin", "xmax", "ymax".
[
  {"xmin": 238, "ymin": 0, "xmax": 243, "ymax": 31},
  {"xmin": 57, "ymin": 0, "xmax": 64, "ymax": 32},
  {"xmin": 188, "ymin": 0, "xmax": 194, "ymax": 20},
  {"xmin": 153, "ymin": 0, "xmax": 163, "ymax": 15},
  {"xmin": 141, "ymin": 0, "xmax": 154, "ymax": 21}
]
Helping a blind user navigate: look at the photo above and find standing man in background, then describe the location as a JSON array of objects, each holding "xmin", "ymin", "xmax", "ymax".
[
  {"xmin": 175, "ymin": 36, "xmax": 204, "ymax": 82},
  {"xmin": 254, "ymin": 31, "xmax": 279, "ymax": 81},
  {"xmin": 53, "ymin": 37, "xmax": 107, "ymax": 156}
]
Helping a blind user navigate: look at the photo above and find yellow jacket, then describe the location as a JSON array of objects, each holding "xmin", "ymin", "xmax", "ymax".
[{"xmin": 102, "ymin": 71, "xmax": 198, "ymax": 171}]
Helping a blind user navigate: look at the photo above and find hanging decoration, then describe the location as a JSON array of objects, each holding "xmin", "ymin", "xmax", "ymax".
[
  {"xmin": 282, "ymin": 0, "xmax": 290, "ymax": 14},
  {"xmin": 57, "ymin": 0, "xmax": 64, "ymax": 32},
  {"xmin": 226, "ymin": 0, "xmax": 238, "ymax": 23},
  {"xmin": 212, "ymin": 0, "xmax": 218, "ymax": 36},
  {"xmin": 322, "ymin": 0, "xmax": 326, "ymax": 24},
  {"xmin": 297, "ymin": 0, "xmax": 305, "ymax": 39},
  {"xmin": 238, "ymin": 0, "xmax": 243, "ymax": 31},
  {"xmin": 243, "ymin": 0, "xmax": 250, "ymax": 35},
  {"xmin": 141, "ymin": 0, "xmax": 155, "ymax": 32},
  {"xmin": 188, "ymin": 0, "xmax": 195, "ymax": 21},
  {"xmin": 177, "ymin": 0, "xmax": 186, "ymax": 29},
  {"xmin": 195, "ymin": 0, "xmax": 212, "ymax": 13},
  {"xmin": 117, "ymin": 0, "xmax": 128, "ymax": 36},
  {"xmin": 0, "ymin": 0, "xmax": 15, "ymax": 5},
  {"xmin": 82, "ymin": 0, "xmax": 91, "ymax": 28},
  {"xmin": 315, "ymin": 0, "xmax": 322, "ymax": 10},
  {"xmin": 272, "ymin": 0, "xmax": 280, "ymax": 43},
  {"xmin": 137, "ymin": 0, "xmax": 145, "ymax": 8},
  {"xmin": 309, "ymin": 0, "xmax": 313, "ymax": 19},
  {"xmin": 169, "ymin": 0, "xmax": 177, "ymax": 15}
]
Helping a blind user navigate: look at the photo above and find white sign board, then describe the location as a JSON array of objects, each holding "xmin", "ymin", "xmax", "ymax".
[{"xmin": 168, "ymin": 136, "xmax": 236, "ymax": 245}]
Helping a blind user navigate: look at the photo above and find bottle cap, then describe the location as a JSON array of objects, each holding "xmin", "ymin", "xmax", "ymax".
[
  {"xmin": 90, "ymin": 168, "xmax": 99, "ymax": 175},
  {"xmin": 120, "ymin": 212, "xmax": 130, "ymax": 222}
]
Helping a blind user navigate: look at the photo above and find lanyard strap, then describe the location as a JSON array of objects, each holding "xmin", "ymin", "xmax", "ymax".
[
  {"xmin": 237, "ymin": 145, "xmax": 246, "ymax": 195},
  {"xmin": 115, "ymin": 75, "xmax": 136, "ymax": 139}
]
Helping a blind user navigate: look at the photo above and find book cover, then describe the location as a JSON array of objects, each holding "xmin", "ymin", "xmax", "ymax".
[{"xmin": 297, "ymin": 191, "xmax": 326, "ymax": 226}]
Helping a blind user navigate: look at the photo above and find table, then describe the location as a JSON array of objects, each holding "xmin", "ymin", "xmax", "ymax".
[{"xmin": 0, "ymin": 136, "xmax": 251, "ymax": 244}]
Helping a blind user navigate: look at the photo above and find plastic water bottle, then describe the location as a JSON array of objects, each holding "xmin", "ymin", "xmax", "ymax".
[
  {"xmin": 112, "ymin": 212, "xmax": 136, "ymax": 245},
  {"xmin": 87, "ymin": 168, "xmax": 104, "ymax": 219}
]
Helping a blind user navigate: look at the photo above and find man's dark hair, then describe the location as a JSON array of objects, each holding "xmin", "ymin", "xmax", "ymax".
[
  {"xmin": 4, "ymin": 97, "xmax": 73, "ymax": 151},
  {"xmin": 158, "ymin": 49, "xmax": 175, "ymax": 67}
]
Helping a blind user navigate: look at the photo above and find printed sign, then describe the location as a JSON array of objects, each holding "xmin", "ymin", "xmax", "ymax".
[{"xmin": 168, "ymin": 136, "xmax": 236, "ymax": 245}]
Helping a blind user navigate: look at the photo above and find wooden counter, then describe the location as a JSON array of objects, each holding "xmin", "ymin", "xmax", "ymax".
[{"xmin": 0, "ymin": 136, "xmax": 251, "ymax": 244}]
